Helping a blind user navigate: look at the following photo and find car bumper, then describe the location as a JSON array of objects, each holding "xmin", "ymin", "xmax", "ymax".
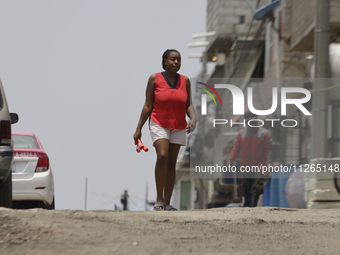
[
  {"xmin": 12, "ymin": 168, "xmax": 54, "ymax": 205},
  {"xmin": 0, "ymin": 146, "xmax": 13, "ymax": 182}
]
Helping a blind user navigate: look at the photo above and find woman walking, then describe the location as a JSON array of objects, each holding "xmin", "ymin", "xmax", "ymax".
[{"xmin": 133, "ymin": 49, "xmax": 196, "ymax": 211}]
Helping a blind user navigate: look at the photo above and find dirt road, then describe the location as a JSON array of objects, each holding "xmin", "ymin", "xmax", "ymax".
[{"xmin": 0, "ymin": 207, "xmax": 339, "ymax": 254}]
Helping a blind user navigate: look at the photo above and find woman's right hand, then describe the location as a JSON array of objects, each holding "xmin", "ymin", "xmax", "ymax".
[
  {"xmin": 133, "ymin": 129, "xmax": 142, "ymax": 145},
  {"xmin": 133, "ymin": 74, "xmax": 155, "ymax": 145}
]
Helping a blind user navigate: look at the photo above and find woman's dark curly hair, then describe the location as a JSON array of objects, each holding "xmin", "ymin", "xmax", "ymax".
[{"xmin": 162, "ymin": 49, "xmax": 180, "ymax": 70}]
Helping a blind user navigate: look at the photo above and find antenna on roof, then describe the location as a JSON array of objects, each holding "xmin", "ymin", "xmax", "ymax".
[{"xmin": 253, "ymin": 0, "xmax": 290, "ymax": 45}]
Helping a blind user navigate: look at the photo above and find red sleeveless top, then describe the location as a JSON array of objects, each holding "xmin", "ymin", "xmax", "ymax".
[{"xmin": 150, "ymin": 72, "xmax": 188, "ymax": 130}]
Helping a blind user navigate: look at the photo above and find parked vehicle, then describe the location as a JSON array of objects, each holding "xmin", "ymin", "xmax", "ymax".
[
  {"xmin": 335, "ymin": 171, "xmax": 340, "ymax": 196},
  {"xmin": 12, "ymin": 131, "xmax": 55, "ymax": 209},
  {"xmin": 0, "ymin": 79, "xmax": 18, "ymax": 208}
]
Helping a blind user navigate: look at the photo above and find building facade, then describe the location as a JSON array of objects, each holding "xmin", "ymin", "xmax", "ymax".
[{"xmin": 174, "ymin": 0, "xmax": 340, "ymax": 209}]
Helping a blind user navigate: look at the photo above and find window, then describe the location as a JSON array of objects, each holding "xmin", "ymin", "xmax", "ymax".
[{"xmin": 12, "ymin": 135, "xmax": 39, "ymax": 149}]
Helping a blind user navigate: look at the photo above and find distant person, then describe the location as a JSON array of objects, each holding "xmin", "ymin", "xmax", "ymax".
[
  {"xmin": 120, "ymin": 190, "xmax": 128, "ymax": 210},
  {"xmin": 133, "ymin": 49, "xmax": 196, "ymax": 211},
  {"xmin": 226, "ymin": 111, "xmax": 272, "ymax": 207}
]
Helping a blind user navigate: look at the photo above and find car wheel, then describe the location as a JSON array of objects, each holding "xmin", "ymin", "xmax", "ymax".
[
  {"xmin": 45, "ymin": 196, "xmax": 55, "ymax": 210},
  {"xmin": 0, "ymin": 171, "xmax": 12, "ymax": 208}
]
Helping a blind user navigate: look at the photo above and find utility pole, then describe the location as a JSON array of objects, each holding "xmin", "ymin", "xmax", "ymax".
[
  {"xmin": 311, "ymin": 0, "xmax": 330, "ymax": 158},
  {"xmin": 84, "ymin": 177, "xmax": 88, "ymax": 211},
  {"xmin": 145, "ymin": 182, "xmax": 148, "ymax": 211}
]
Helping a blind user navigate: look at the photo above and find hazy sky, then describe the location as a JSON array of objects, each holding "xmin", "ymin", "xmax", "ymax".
[{"xmin": 0, "ymin": 0, "xmax": 207, "ymax": 210}]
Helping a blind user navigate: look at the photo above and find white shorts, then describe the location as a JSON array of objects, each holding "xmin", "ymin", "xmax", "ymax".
[{"xmin": 150, "ymin": 119, "xmax": 186, "ymax": 146}]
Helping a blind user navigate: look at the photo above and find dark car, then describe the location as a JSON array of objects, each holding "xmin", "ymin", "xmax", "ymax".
[{"xmin": 0, "ymin": 79, "xmax": 18, "ymax": 208}]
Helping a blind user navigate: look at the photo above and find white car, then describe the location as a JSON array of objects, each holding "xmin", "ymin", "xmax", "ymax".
[{"xmin": 12, "ymin": 131, "xmax": 55, "ymax": 209}]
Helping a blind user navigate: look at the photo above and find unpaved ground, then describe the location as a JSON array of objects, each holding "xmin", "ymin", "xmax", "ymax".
[{"xmin": 0, "ymin": 207, "xmax": 339, "ymax": 255}]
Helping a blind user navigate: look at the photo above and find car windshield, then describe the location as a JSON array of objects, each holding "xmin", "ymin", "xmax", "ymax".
[{"xmin": 12, "ymin": 135, "xmax": 40, "ymax": 149}]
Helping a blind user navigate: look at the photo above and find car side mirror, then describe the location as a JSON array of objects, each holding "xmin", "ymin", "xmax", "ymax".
[{"xmin": 10, "ymin": 113, "xmax": 19, "ymax": 124}]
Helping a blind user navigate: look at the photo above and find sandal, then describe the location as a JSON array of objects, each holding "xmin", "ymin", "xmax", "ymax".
[
  {"xmin": 153, "ymin": 201, "xmax": 164, "ymax": 211},
  {"xmin": 165, "ymin": 205, "xmax": 177, "ymax": 211}
]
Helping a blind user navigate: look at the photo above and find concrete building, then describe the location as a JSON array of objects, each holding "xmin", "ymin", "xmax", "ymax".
[{"xmin": 173, "ymin": 0, "xmax": 340, "ymax": 209}]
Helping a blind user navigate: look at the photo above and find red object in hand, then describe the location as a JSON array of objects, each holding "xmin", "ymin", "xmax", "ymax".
[{"xmin": 136, "ymin": 139, "xmax": 149, "ymax": 153}]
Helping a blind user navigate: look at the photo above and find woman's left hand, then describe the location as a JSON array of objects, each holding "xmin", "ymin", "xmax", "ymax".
[{"xmin": 186, "ymin": 119, "xmax": 196, "ymax": 134}]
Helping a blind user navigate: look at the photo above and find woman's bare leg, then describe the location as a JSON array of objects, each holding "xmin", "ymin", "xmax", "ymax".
[
  {"xmin": 153, "ymin": 139, "xmax": 170, "ymax": 208},
  {"xmin": 163, "ymin": 143, "xmax": 181, "ymax": 208}
]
